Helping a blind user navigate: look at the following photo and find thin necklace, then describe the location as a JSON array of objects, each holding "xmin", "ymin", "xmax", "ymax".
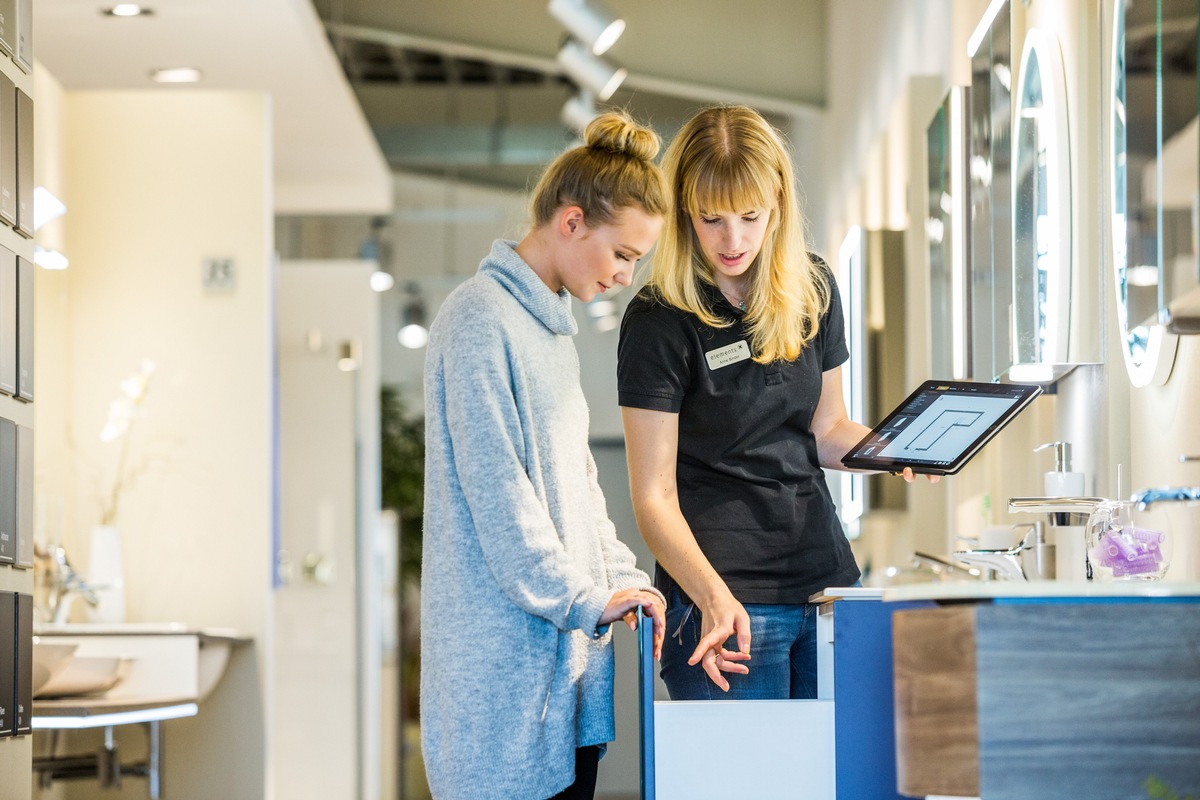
[{"xmin": 722, "ymin": 289, "xmax": 747, "ymax": 311}]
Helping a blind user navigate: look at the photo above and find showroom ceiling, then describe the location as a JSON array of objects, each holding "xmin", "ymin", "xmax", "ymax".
[
  {"xmin": 33, "ymin": 0, "xmax": 828, "ymax": 197},
  {"xmin": 314, "ymin": 0, "xmax": 828, "ymax": 189},
  {"xmin": 34, "ymin": 0, "xmax": 393, "ymax": 214}
]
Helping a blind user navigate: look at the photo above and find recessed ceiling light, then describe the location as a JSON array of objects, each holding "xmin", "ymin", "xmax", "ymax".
[
  {"xmin": 104, "ymin": 4, "xmax": 153, "ymax": 17},
  {"xmin": 150, "ymin": 67, "xmax": 203, "ymax": 84}
]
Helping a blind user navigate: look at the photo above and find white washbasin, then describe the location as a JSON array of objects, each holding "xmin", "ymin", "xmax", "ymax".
[
  {"xmin": 36, "ymin": 654, "xmax": 136, "ymax": 698},
  {"xmin": 31, "ymin": 639, "xmax": 79, "ymax": 696},
  {"xmin": 32, "ymin": 623, "xmax": 250, "ymax": 702}
]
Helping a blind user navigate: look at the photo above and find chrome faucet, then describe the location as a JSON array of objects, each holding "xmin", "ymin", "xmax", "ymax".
[
  {"xmin": 911, "ymin": 551, "xmax": 983, "ymax": 579},
  {"xmin": 1008, "ymin": 496, "xmax": 1107, "ymax": 527},
  {"xmin": 1132, "ymin": 486, "xmax": 1200, "ymax": 511},
  {"xmin": 48, "ymin": 546, "xmax": 99, "ymax": 624},
  {"xmin": 1132, "ymin": 452, "xmax": 1200, "ymax": 510},
  {"xmin": 952, "ymin": 547, "xmax": 1028, "ymax": 581},
  {"xmin": 953, "ymin": 521, "xmax": 1056, "ymax": 581}
]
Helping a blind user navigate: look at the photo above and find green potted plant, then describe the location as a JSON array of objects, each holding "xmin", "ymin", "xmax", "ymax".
[{"xmin": 380, "ymin": 385, "xmax": 430, "ymax": 798}]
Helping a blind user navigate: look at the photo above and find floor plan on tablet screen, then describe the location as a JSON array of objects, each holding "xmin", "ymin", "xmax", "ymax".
[
  {"xmin": 865, "ymin": 394, "xmax": 1016, "ymax": 463},
  {"xmin": 841, "ymin": 380, "xmax": 1041, "ymax": 474}
]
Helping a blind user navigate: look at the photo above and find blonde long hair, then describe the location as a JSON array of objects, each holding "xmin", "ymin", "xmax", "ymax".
[
  {"xmin": 530, "ymin": 110, "xmax": 669, "ymax": 227},
  {"xmin": 650, "ymin": 106, "xmax": 828, "ymax": 364}
]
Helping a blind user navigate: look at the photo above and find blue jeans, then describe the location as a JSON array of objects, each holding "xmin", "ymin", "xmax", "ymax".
[{"xmin": 660, "ymin": 588, "xmax": 820, "ymax": 700}]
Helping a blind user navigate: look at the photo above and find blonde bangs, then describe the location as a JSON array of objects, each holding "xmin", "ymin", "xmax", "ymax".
[{"xmin": 679, "ymin": 154, "xmax": 776, "ymax": 219}]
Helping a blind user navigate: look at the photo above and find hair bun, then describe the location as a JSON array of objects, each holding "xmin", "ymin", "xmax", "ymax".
[{"xmin": 584, "ymin": 111, "xmax": 661, "ymax": 162}]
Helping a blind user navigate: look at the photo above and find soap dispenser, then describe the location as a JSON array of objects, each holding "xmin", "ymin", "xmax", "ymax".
[
  {"xmin": 1035, "ymin": 441, "xmax": 1087, "ymax": 581},
  {"xmin": 1036, "ymin": 441, "xmax": 1085, "ymax": 497}
]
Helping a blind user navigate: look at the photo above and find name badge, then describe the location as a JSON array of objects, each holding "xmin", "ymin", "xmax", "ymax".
[{"xmin": 705, "ymin": 340, "xmax": 751, "ymax": 370}]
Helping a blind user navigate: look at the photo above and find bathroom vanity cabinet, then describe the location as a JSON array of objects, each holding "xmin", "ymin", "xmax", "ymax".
[
  {"xmin": 645, "ymin": 588, "xmax": 933, "ymax": 800},
  {"xmin": 887, "ymin": 583, "xmax": 1200, "ymax": 799}
]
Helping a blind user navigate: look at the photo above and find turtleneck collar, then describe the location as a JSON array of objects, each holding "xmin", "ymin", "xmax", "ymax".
[{"xmin": 479, "ymin": 240, "xmax": 578, "ymax": 336}]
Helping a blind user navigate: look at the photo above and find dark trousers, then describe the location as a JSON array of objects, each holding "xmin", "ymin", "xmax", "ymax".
[{"xmin": 547, "ymin": 746, "xmax": 600, "ymax": 800}]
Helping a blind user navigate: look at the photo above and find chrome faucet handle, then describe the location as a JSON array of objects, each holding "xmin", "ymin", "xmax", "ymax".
[{"xmin": 1181, "ymin": 454, "xmax": 1200, "ymax": 463}]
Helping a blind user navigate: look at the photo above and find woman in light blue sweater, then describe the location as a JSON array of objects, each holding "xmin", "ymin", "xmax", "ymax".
[{"xmin": 421, "ymin": 111, "xmax": 668, "ymax": 800}]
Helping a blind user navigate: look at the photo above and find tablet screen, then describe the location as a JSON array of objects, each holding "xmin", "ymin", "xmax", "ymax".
[{"xmin": 840, "ymin": 380, "xmax": 1041, "ymax": 475}]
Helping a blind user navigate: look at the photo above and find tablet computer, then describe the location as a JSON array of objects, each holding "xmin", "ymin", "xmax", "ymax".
[{"xmin": 840, "ymin": 380, "xmax": 1042, "ymax": 475}]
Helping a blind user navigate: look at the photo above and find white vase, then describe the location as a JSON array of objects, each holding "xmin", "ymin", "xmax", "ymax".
[{"xmin": 86, "ymin": 524, "xmax": 126, "ymax": 623}]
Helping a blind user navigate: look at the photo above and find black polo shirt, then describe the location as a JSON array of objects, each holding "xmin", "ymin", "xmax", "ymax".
[{"xmin": 616, "ymin": 267, "xmax": 859, "ymax": 605}]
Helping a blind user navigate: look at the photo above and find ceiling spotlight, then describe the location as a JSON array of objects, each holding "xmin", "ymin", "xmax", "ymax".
[
  {"xmin": 593, "ymin": 314, "xmax": 618, "ymax": 333},
  {"xmin": 1127, "ymin": 265, "xmax": 1160, "ymax": 288},
  {"xmin": 556, "ymin": 39, "xmax": 626, "ymax": 101},
  {"xmin": 150, "ymin": 67, "xmax": 203, "ymax": 84},
  {"xmin": 398, "ymin": 283, "xmax": 429, "ymax": 350},
  {"xmin": 369, "ymin": 270, "xmax": 395, "ymax": 292},
  {"xmin": 104, "ymin": 4, "xmax": 153, "ymax": 16},
  {"xmin": 337, "ymin": 339, "xmax": 362, "ymax": 372},
  {"xmin": 585, "ymin": 299, "xmax": 615, "ymax": 318},
  {"xmin": 398, "ymin": 324, "xmax": 429, "ymax": 349},
  {"xmin": 548, "ymin": 0, "xmax": 625, "ymax": 56},
  {"xmin": 561, "ymin": 90, "xmax": 597, "ymax": 134}
]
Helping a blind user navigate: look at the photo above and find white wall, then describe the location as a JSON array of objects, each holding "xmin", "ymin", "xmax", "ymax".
[{"xmin": 37, "ymin": 90, "xmax": 274, "ymax": 799}]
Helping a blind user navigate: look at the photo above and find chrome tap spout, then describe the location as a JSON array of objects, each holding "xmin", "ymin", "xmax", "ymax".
[
  {"xmin": 1132, "ymin": 486, "xmax": 1200, "ymax": 511},
  {"xmin": 48, "ymin": 546, "xmax": 99, "ymax": 624},
  {"xmin": 1009, "ymin": 496, "xmax": 1107, "ymax": 528}
]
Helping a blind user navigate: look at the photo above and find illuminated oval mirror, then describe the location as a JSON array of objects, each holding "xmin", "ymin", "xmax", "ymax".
[
  {"xmin": 1112, "ymin": 0, "xmax": 1178, "ymax": 386},
  {"xmin": 1011, "ymin": 28, "xmax": 1071, "ymax": 378}
]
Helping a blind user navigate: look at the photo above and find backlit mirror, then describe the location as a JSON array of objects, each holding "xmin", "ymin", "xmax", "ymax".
[
  {"xmin": 968, "ymin": 0, "xmax": 1013, "ymax": 381},
  {"xmin": 837, "ymin": 225, "xmax": 907, "ymax": 532},
  {"xmin": 838, "ymin": 226, "xmax": 865, "ymax": 531},
  {"xmin": 1113, "ymin": 0, "xmax": 1181, "ymax": 385},
  {"xmin": 927, "ymin": 86, "xmax": 971, "ymax": 380},
  {"xmin": 1011, "ymin": 29, "xmax": 1071, "ymax": 377}
]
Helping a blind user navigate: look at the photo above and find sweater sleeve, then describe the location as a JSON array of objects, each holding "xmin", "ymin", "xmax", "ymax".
[
  {"xmin": 438, "ymin": 313, "xmax": 612, "ymax": 636},
  {"xmin": 583, "ymin": 449, "xmax": 663, "ymax": 602}
]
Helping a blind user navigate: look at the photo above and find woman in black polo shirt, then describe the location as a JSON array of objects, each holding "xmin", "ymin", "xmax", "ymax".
[{"xmin": 617, "ymin": 106, "xmax": 928, "ymax": 700}]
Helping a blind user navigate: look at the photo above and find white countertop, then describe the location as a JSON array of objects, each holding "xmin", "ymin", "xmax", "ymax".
[
  {"xmin": 809, "ymin": 586, "xmax": 885, "ymax": 603},
  {"xmin": 881, "ymin": 580, "xmax": 1200, "ymax": 602},
  {"xmin": 34, "ymin": 622, "xmax": 252, "ymax": 644}
]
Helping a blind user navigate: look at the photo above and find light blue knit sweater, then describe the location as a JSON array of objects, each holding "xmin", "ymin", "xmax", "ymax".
[{"xmin": 420, "ymin": 240, "xmax": 658, "ymax": 800}]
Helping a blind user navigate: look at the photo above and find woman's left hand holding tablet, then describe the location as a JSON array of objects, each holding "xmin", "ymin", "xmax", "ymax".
[
  {"xmin": 899, "ymin": 466, "xmax": 941, "ymax": 484},
  {"xmin": 601, "ymin": 588, "xmax": 666, "ymax": 660}
]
